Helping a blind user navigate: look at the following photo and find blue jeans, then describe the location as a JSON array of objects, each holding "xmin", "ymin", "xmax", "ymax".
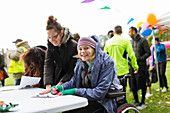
[{"xmin": 14, "ymin": 79, "xmax": 21, "ymax": 85}]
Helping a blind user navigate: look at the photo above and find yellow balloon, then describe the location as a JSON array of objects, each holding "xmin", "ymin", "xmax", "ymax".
[
  {"xmin": 137, "ymin": 22, "xmax": 143, "ymax": 28},
  {"xmin": 147, "ymin": 13, "xmax": 157, "ymax": 25}
]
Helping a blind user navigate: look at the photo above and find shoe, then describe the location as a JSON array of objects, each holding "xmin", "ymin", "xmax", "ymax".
[
  {"xmin": 145, "ymin": 93, "xmax": 153, "ymax": 98},
  {"xmin": 133, "ymin": 102, "xmax": 140, "ymax": 107},
  {"xmin": 162, "ymin": 89, "xmax": 168, "ymax": 92},
  {"xmin": 137, "ymin": 104, "xmax": 147, "ymax": 110},
  {"xmin": 156, "ymin": 88, "xmax": 162, "ymax": 91}
]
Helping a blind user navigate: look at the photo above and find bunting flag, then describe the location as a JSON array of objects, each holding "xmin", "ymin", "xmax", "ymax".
[
  {"xmin": 81, "ymin": 0, "xmax": 95, "ymax": 3},
  {"xmin": 160, "ymin": 29, "xmax": 168, "ymax": 35},
  {"xmin": 100, "ymin": 6, "xmax": 111, "ymax": 9},
  {"xmin": 137, "ymin": 22, "xmax": 143, "ymax": 28},
  {"xmin": 127, "ymin": 18, "xmax": 134, "ymax": 25}
]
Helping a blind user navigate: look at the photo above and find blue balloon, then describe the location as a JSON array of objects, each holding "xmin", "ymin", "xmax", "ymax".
[{"xmin": 141, "ymin": 28, "xmax": 152, "ymax": 37}]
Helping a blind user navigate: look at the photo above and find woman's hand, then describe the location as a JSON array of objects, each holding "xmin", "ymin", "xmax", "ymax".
[
  {"xmin": 50, "ymin": 85, "xmax": 64, "ymax": 95},
  {"xmin": 39, "ymin": 85, "xmax": 51, "ymax": 95},
  {"xmin": 50, "ymin": 86, "xmax": 59, "ymax": 95}
]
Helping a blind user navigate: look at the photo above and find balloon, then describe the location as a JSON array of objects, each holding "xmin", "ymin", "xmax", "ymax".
[
  {"xmin": 141, "ymin": 28, "xmax": 152, "ymax": 37},
  {"xmin": 160, "ymin": 29, "xmax": 168, "ymax": 35},
  {"xmin": 81, "ymin": 0, "xmax": 95, "ymax": 3},
  {"xmin": 137, "ymin": 22, "xmax": 143, "ymax": 28},
  {"xmin": 147, "ymin": 13, "xmax": 157, "ymax": 25},
  {"xmin": 146, "ymin": 25, "xmax": 153, "ymax": 28},
  {"xmin": 127, "ymin": 18, "xmax": 134, "ymax": 25}
]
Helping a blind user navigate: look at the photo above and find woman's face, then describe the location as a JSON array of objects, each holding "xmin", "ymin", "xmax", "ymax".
[
  {"xmin": 47, "ymin": 29, "xmax": 63, "ymax": 47},
  {"xmin": 78, "ymin": 45, "xmax": 95, "ymax": 63}
]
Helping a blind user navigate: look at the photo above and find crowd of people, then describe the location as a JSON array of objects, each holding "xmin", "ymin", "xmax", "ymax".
[{"xmin": 0, "ymin": 15, "xmax": 169, "ymax": 113}]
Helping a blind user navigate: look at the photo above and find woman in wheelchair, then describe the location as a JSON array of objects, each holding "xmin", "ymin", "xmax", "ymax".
[{"xmin": 50, "ymin": 36, "xmax": 122, "ymax": 113}]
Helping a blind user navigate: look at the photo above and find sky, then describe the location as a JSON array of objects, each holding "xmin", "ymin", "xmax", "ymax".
[{"xmin": 0, "ymin": 0, "xmax": 170, "ymax": 51}]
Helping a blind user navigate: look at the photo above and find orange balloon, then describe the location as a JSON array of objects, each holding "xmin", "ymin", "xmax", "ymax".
[{"xmin": 147, "ymin": 13, "xmax": 157, "ymax": 25}]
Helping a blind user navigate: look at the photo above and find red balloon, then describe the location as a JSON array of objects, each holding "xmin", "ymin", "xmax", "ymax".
[{"xmin": 160, "ymin": 29, "xmax": 168, "ymax": 35}]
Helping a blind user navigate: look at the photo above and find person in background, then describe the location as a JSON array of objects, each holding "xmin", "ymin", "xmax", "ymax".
[
  {"xmin": 108, "ymin": 30, "xmax": 114, "ymax": 39},
  {"xmin": 20, "ymin": 46, "xmax": 46, "ymax": 88},
  {"xmin": 152, "ymin": 37, "xmax": 168, "ymax": 92},
  {"xmin": 129, "ymin": 26, "xmax": 151, "ymax": 110},
  {"xmin": 73, "ymin": 33, "xmax": 80, "ymax": 42},
  {"xmin": 0, "ymin": 52, "xmax": 8, "ymax": 86},
  {"xmin": 104, "ymin": 25, "xmax": 138, "ymax": 92},
  {"xmin": 7, "ymin": 39, "xmax": 30, "ymax": 85},
  {"xmin": 50, "ymin": 36, "xmax": 122, "ymax": 113},
  {"xmin": 40, "ymin": 15, "xmax": 77, "ymax": 94},
  {"xmin": 145, "ymin": 57, "xmax": 153, "ymax": 97}
]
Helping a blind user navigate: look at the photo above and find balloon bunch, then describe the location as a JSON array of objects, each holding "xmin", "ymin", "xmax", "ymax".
[
  {"xmin": 140, "ymin": 13, "xmax": 157, "ymax": 37},
  {"xmin": 136, "ymin": 13, "xmax": 169, "ymax": 37}
]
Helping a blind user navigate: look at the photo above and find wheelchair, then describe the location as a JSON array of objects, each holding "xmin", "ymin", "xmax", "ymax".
[{"xmin": 106, "ymin": 74, "xmax": 140, "ymax": 113}]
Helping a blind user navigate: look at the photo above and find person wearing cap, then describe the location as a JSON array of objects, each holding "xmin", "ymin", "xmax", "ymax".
[
  {"xmin": 39, "ymin": 15, "xmax": 77, "ymax": 95},
  {"xmin": 152, "ymin": 37, "xmax": 168, "ymax": 92},
  {"xmin": 7, "ymin": 39, "xmax": 30, "ymax": 85},
  {"xmin": 50, "ymin": 36, "xmax": 123, "ymax": 113}
]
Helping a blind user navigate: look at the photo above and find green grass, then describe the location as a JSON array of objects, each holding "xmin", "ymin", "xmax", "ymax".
[
  {"xmin": 126, "ymin": 61, "xmax": 170, "ymax": 113},
  {"xmin": 4, "ymin": 61, "xmax": 170, "ymax": 113}
]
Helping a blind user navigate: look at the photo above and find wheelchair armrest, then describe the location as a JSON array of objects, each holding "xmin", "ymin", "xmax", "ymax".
[{"xmin": 106, "ymin": 91, "xmax": 126, "ymax": 98}]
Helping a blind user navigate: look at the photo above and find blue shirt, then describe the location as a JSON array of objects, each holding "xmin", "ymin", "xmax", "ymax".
[{"xmin": 152, "ymin": 42, "xmax": 167, "ymax": 66}]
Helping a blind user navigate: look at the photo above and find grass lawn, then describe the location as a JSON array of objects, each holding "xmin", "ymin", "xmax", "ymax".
[
  {"xmin": 4, "ymin": 61, "xmax": 170, "ymax": 113},
  {"xmin": 126, "ymin": 61, "xmax": 170, "ymax": 113}
]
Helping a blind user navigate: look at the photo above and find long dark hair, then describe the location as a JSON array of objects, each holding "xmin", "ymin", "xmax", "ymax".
[{"xmin": 20, "ymin": 46, "xmax": 46, "ymax": 77}]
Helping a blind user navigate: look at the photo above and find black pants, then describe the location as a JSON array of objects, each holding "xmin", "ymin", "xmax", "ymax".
[
  {"xmin": 132, "ymin": 86, "xmax": 146, "ymax": 104},
  {"xmin": 63, "ymin": 101, "xmax": 105, "ymax": 113},
  {"xmin": 158, "ymin": 62, "xmax": 168, "ymax": 89},
  {"xmin": 131, "ymin": 65, "xmax": 147, "ymax": 104}
]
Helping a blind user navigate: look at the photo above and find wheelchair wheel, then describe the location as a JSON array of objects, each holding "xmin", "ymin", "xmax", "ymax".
[{"xmin": 117, "ymin": 103, "xmax": 140, "ymax": 113}]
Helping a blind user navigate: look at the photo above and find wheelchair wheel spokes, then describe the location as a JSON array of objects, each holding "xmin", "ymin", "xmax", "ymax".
[{"xmin": 118, "ymin": 103, "xmax": 140, "ymax": 113}]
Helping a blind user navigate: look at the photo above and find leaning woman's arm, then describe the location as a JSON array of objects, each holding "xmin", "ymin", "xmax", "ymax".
[{"xmin": 44, "ymin": 49, "xmax": 55, "ymax": 86}]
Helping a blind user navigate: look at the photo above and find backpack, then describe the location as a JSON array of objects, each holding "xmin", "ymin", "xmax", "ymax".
[{"xmin": 150, "ymin": 68, "xmax": 158, "ymax": 83}]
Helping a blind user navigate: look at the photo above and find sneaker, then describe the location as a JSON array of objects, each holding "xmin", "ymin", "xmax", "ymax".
[
  {"xmin": 156, "ymin": 88, "xmax": 162, "ymax": 91},
  {"xmin": 145, "ymin": 93, "xmax": 153, "ymax": 98},
  {"xmin": 133, "ymin": 102, "xmax": 140, "ymax": 107},
  {"xmin": 162, "ymin": 89, "xmax": 168, "ymax": 92},
  {"xmin": 137, "ymin": 104, "xmax": 147, "ymax": 110}
]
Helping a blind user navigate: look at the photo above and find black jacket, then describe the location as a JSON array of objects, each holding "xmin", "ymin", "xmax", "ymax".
[
  {"xmin": 44, "ymin": 28, "xmax": 77, "ymax": 86},
  {"xmin": 130, "ymin": 34, "xmax": 151, "ymax": 90},
  {"xmin": 131, "ymin": 34, "xmax": 151, "ymax": 66}
]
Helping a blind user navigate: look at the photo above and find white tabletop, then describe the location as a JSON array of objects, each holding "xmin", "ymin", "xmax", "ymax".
[{"xmin": 0, "ymin": 86, "xmax": 88, "ymax": 113}]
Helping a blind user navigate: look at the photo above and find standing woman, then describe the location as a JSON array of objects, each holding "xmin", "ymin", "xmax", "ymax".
[
  {"xmin": 51, "ymin": 36, "xmax": 122, "ymax": 113},
  {"xmin": 40, "ymin": 16, "xmax": 77, "ymax": 94}
]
